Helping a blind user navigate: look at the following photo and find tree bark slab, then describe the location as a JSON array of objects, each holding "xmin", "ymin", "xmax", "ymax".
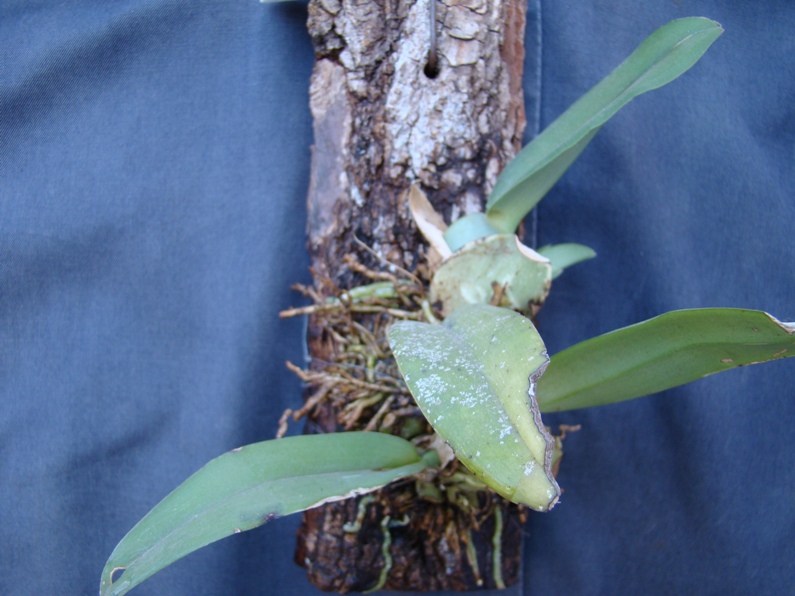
[{"xmin": 295, "ymin": 0, "xmax": 530, "ymax": 591}]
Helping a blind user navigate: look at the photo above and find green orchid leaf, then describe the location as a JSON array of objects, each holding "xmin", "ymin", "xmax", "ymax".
[
  {"xmin": 538, "ymin": 308, "xmax": 795, "ymax": 412},
  {"xmin": 430, "ymin": 234, "xmax": 551, "ymax": 316},
  {"xmin": 443, "ymin": 212, "xmax": 503, "ymax": 253},
  {"xmin": 536, "ymin": 243, "xmax": 597, "ymax": 279},
  {"xmin": 389, "ymin": 304, "xmax": 560, "ymax": 511},
  {"xmin": 100, "ymin": 432, "xmax": 427, "ymax": 596},
  {"xmin": 486, "ymin": 17, "xmax": 723, "ymax": 234}
]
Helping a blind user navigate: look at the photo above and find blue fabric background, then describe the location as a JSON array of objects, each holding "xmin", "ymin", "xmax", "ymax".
[{"xmin": 1, "ymin": 1, "xmax": 793, "ymax": 594}]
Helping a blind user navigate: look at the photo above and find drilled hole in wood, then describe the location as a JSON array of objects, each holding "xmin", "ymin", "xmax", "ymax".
[{"xmin": 424, "ymin": 56, "xmax": 440, "ymax": 79}]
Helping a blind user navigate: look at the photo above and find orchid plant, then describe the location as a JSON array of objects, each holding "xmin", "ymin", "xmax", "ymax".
[{"xmin": 100, "ymin": 18, "xmax": 794, "ymax": 595}]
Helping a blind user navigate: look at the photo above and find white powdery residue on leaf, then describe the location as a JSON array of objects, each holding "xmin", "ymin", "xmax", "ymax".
[
  {"xmin": 456, "ymin": 384, "xmax": 487, "ymax": 409},
  {"xmin": 414, "ymin": 374, "xmax": 448, "ymax": 406},
  {"xmin": 523, "ymin": 461, "xmax": 536, "ymax": 476},
  {"xmin": 494, "ymin": 313, "xmax": 514, "ymax": 325}
]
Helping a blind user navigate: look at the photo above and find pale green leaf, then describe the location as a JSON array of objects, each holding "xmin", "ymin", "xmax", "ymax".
[
  {"xmin": 537, "ymin": 308, "xmax": 795, "ymax": 412},
  {"xmin": 430, "ymin": 234, "xmax": 551, "ymax": 316},
  {"xmin": 536, "ymin": 243, "xmax": 597, "ymax": 279},
  {"xmin": 486, "ymin": 17, "xmax": 723, "ymax": 233},
  {"xmin": 100, "ymin": 432, "xmax": 427, "ymax": 595},
  {"xmin": 389, "ymin": 304, "xmax": 560, "ymax": 511},
  {"xmin": 443, "ymin": 212, "xmax": 502, "ymax": 253}
]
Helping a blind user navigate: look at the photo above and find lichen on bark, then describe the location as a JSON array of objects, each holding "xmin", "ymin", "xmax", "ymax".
[{"xmin": 306, "ymin": 0, "xmax": 526, "ymax": 278}]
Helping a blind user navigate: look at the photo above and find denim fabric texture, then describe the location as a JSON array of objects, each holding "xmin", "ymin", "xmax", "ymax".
[{"xmin": 1, "ymin": 1, "xmax": 793, "ymax": 594}]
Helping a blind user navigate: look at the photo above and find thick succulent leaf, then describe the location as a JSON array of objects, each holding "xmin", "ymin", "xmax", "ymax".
[
  {"xmin": 443, "ymin": 211, "xmax": 503, "ymax": 253},
  {"xmin": 538, "ymin": 308, "xmax": 795, "ymax": 412},
  {"xmin": 536, "ymin": 243, "xmax": 597, "ymax": 279},
  {"xmin": 389, "ymin": 304, "xmax": 560, "ymax": 511},
  {"xmin": 485, "ymin": 17, "xmax": 723, "ymax": 234},
  {"xmin": 100, "ymin": 433, "xmax": 427, "ymax": 596},
  {"xmin": 430, "ymin": 234, "xmax": 551, "ymax": 316},
  {"xmin": 487, "ymin": 129, "xmax": 597, "ymax": 235}
]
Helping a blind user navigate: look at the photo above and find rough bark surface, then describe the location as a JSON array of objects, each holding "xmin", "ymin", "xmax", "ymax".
[{"xmin": 296, "ymin": 0, "xmax": 529, "ymax": 591}]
